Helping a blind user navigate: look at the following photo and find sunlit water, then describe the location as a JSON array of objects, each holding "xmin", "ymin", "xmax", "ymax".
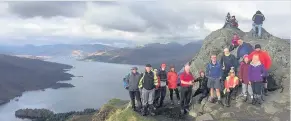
[{"xmin": 0, "ymin": 57, "xmax": 142, "ymax": 121}]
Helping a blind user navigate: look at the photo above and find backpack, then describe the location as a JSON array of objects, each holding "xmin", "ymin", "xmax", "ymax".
[{"xmin": 123, "ymin": 73, "xmax": 130, "ymax": 89}]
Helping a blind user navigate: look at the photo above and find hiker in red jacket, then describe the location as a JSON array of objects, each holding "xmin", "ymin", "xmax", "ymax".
[
  {"xmin": 238, "ymin": 55, "xmax": 253, "ymax": 102},
  {"xmin": 248, "ymin": 44, "xmax": 272, "ymax": 96},
  {"xmin": 180, "ymin": 63, "xmax": 195, "ymax": 114},
  {"xmin": 167, "ymin": 65, "xmax": 180, "ymax": 105}
]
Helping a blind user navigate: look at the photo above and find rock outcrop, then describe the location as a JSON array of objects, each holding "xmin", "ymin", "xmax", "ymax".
[
  {"xmin": 189, "ymin": 26, "xmax": 290, "ymax": 120},
  {"xmin": 189, "ymin": 26, "xmax": 290, "ymax": 97}
]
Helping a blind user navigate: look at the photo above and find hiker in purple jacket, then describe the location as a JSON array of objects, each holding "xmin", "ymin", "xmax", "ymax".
[{"xmin": 248, "ymin": 55, "xmax": 267, "ymax": 105}]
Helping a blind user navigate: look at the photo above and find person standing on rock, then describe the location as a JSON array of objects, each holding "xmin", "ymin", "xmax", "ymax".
[
  {"xmin": 238, "ymin": 55, "xmax": 253, "ymax": 102},
  {"xmin": 167, "ymin": 65, "xmax": 180, "ymax": 105},
  {"xmin": 124, "ymin": 67, "xmax": 142, "ymax": 112},
  {"xmin": 223, "ymin": 12, "xmax": 231, "ymax": 28},
  {"xmin": 248, "ymin": 44, "xmax": 272, "ymax": 96},
  {"xmin": 252, "ymin": 10, "xmax": 265, "ymax": 38},
  {"xmin": 235, "ymin": 39, "xmax": 254, "ymax": 60},
  {"xmin": 206, "ymin": 54, "xmax": 224, "ymax": 106},
  {"xmin": 138, "ymin": 64, "xmax": 158, "ymax": 116},
  {"xmin": 179, "ymin": 63, "xmax": 195, "ymax": 114},
  {"xmin": 192, "ymin": 71, "xmax": 209, "ymax": 104},
  {"xmin": 224, "ymin": 68, "xmax": 239, "ymax": 107},
  {"xmin": 156, "ymin": 63, "xmax": 168, "ymax": 108},
  {"xmin": 248, "ymin": 55, "xmax": 267, "ymax": 105}
]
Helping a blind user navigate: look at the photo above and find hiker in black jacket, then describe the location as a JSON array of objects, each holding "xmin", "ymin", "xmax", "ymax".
[
  {"xmin": 192, "ymin": 71, "xmax": 209, "ymax": 104},
  {"xmin": 221, "ymin": 48, "xmax": 238, "ymax": 82},
  {"xmin": 155, "ymin": 63, "xmax": 167, "ymax": 108},
  {"xmin": 220, "ymin": 48, "xmax": 238, "ymax": 98}
]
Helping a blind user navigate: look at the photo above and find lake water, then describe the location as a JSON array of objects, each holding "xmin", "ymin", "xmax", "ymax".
[{"xmin": 0, "ymin": 57, "xmax": 143, "ymax": 121}]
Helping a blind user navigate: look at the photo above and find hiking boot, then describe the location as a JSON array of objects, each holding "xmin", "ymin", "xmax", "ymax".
[
  {"xmin": 209, "ymin": 98, "xmax": 215, "ymax": 103},
  {"xmin": 141, "ymin": 107, "xmax": 147, "ymax": 116},
  {"xmin": 170, "ymin": 100, "xmax": 174, "ymax": 105},
  {"xmin": 149, "ymin": 106, "xmax": 156, "ymax": 116},
  {"xmin": 264, "ymin": 89, "xmax": 269, "ymax": 96},
  {"xmin": 243, "ymin": 96, "xmax": 248, "ymax": 102},
  {"xmin": 180, "ymin": 109, "xmax": 185, "ymax": 114},
  {"xmin": 217, "ymin": 100, "xmax": 224, "ymax": 106},
  {"xmin": 257, "ymin": 95, "xmax": 262, "ymax": 105},
  {"xmin": 252, "ymin": 98, "xmax": 257, "ymax": 105}
]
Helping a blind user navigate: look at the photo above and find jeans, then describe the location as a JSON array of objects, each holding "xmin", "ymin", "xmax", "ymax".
[
  {"xmin": 242, "ymin": 83, "xmax": 253, "ymax": 97},
  {"xmin": 180, "ymin": 86, "xmax": 193, "ymax": 110},
  {"xmin": 251, "ymin": 82, "xmax": 263, "ymax": 95},
  {"xmin": 169, "ymin": 88, "xmax": 180, "ymax": 101},
  {"xmin": 141, "ymin": 88, "xmax": 155, "ymax": 106},
  {"xmin": 129, "ymin": 91, "xmax": 142, "ymax": 108},
  {"xmin": 252, "ymin": 23, "xmax": 262, "ymax": 37}
]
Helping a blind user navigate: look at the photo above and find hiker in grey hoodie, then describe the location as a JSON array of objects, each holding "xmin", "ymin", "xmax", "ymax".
[{"xmin": 125, "ymin": 67, "xmax": 142, "ymax": 111}]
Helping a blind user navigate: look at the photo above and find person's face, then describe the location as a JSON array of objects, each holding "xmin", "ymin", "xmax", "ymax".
[
  {"xmin": 132, "ymin": 69, "xmax": 137, "ymax": 73},
  {"xmin": 211, "ymin": 55, "xmax": 217, "ymax": 62},
  {"xmin": 252, "ymin": 55, "xmax": 260, "ymax": 63},
  {"xmin": 201, "ymin": 73, "xmax": 205, "ymax": 77},
  {"xmin": 224, "ymin": 48, "xmax": 230, "ymax": 55},
  {"xmin": 238, "ymin": 40, "xmax": 243, "ymax": 45},
  {"xmin": 230, "ymin": 72, "xmax": 235, "ymax": 77},
  {"xmin": 170, "ymin": 68, "xmax": 175, "ymax": 71},
  {"xmin": 145, "ymin": 67, "xmax": 151, "ymax": 72},
  {"xmin": 255, "ymin": 48, "xmax": 261, "ymax": 51},
  {"xmin": 244, "ymin": 57, "xmax": 249, "ymax": 63},
  {"xmin": 184, "ymin": 65, "xmax": 190, "ymax": 72}
]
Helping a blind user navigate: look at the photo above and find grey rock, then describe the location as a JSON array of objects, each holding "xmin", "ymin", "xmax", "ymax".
[
  {"xmin": 196, "ymin": 113, "xmax": 214, "ymax": 121},
  {"xmin": 189, "ymin": 27, "xmax": 290, "ymax": 101},
  {"xmin": 263, "ymin": 102, "xmax": 280, "ymax": 114},
  {"xmin": 210, "ymin": 110, "xmax": 218, "ymax": 118},
  {"xmin": 221, "ymin": 112, "xmax": 232, "ymax": 118},
  {"xmin": 272, "ymin": 117, "xmax": 280, "ymax": 121}
]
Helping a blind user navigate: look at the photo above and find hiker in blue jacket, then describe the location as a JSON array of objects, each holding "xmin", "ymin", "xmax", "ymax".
[
  {"xmin": 206, "ymin": 54, "xmax": 224, "ymax": 106},
  {"xmin": 252, "ymin": 10, "xmax": 265, "ymax": 38},
  {"xmin": 236, "ymin": 39, "xmax": 254, "ymax": 60}
]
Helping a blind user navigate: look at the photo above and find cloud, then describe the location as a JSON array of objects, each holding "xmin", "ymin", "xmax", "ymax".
[
  {"xmin": 0, "ymin": 1, "xmax": 290, "ymax": 45},
  {"xmin": 7, "ymin": 1, "xmax": 87, "ymax": 18}
]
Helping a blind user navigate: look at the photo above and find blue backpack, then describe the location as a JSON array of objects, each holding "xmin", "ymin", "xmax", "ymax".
[{"xmin": 123, "ymin": 73, "xmax": 130, "ymax": 89}]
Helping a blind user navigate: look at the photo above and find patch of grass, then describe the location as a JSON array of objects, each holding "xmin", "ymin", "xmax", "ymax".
[{"xmin": 107, "ymin": 108, "xmax": 156, "ymax": 121}]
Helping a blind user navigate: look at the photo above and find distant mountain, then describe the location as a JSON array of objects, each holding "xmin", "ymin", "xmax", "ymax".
[
  {"xmin": 83, "ymin": 41, "xmax": 203, "ymax": 70},
  {"xmin": 0, "ymin": 54, "xmax": 73, "ymax": 105},
  {"xmin": 0, "ymin": 44, "xmax": 116, "ymax": 56}
]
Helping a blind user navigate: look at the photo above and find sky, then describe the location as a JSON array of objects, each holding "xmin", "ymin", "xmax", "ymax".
[{"xmin": 0, "ymin": 1, "xmax": 290, "ymax": 46}]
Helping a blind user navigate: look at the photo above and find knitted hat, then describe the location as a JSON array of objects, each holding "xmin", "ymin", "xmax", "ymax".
[
  {"xmin": 255, "ymin": 44, "xmax": 261, "ymax": 49},
  {"xmin": 145, "ymin": 64, "xmax": 152, "ymax": 67},
  {"xmin": 243, "ymin": 54, "xmax": 249, "ymax": 59}
]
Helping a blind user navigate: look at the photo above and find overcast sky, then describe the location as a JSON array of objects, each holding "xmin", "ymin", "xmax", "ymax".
[{"xmin": 0, "ymin": 1, "xmax": 290, "ymax": 46}]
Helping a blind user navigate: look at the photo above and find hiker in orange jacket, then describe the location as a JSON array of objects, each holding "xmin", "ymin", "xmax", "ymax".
[
  {"xmin": 167, "ymin": 65, "xmax": 180, "ymax": 105},
  {"xmin": 224, "ymin": 68, "xmax": 239, "ymax": 107},
  {"xmin": 248, "ymin": 44, "xmax": 272, "ymax": 96}
]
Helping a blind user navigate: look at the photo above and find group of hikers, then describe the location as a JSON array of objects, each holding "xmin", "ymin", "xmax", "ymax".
[
  {"xmin": 223, "ymin": 10, "xmax": 265, "ymax": 38},
  {"xmin": 123, "ymin": 10, "xmax": 271, "ymax": 116},
  {"xmin": 123, "ymin": 37, "xmax": 272, "ymax": 116}
]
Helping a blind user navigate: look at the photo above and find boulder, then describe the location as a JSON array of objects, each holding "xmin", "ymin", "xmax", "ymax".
[{"xmin": 196, "ymin": 113, "xmax": 214, "ymax": 121}]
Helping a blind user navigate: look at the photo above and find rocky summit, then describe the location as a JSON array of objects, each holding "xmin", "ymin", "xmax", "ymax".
[{"xmin": 189, "ymin": 26, "xmax": 290, "ymax": 120}]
